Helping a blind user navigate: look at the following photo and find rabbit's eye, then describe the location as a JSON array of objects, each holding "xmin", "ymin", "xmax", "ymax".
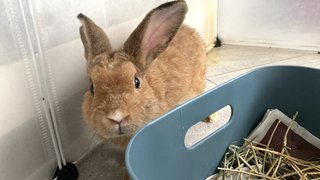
[
  {"xmin": 134, "ymin": 77, "xmax": 140, "ymax": 89},
  {"xmin": 90, "ymin": 83, "xmax": 94, "ymax": 94}
]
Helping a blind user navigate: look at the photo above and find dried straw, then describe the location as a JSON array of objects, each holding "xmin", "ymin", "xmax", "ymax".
[{"xmin": 210, "ymin": 112, "xmax": 320, "ymax": 180}]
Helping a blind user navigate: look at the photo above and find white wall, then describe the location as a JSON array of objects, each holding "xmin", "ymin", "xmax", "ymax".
[
  {"xmin": 218, "ymin": 0, "xmax": 320, "ymax": 50},
  {"xmin": 184, "ymin": 0, "xmax": 217, "ymax": 48}
]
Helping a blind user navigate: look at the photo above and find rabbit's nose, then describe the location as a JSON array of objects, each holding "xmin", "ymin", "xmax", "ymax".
[{"xmin": 107, "ymin": 110, "xmax": 129, "ymax": 124}]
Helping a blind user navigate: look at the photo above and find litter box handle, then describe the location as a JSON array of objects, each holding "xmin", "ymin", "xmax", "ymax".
[{"xmin": 180, "ymin": 83, "xmax": 234, "ymax": 134}]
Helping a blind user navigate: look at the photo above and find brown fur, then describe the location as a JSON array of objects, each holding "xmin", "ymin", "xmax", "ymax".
[{"xmin": 79, "ymin": 1, "xmax": 206, "ymax": 141}]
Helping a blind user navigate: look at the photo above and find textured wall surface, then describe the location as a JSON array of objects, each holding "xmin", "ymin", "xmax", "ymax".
[{"xmin": 218, "ymin": 0, "xmax": 320, "ymax": 50}]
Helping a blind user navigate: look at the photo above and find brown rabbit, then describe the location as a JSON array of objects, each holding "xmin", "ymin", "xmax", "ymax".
[{"xmin": 78, "ymin": 0, "xmax": 206, "ymax": 140}]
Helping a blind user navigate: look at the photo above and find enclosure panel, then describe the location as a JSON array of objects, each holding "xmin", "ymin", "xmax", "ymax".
[
  {"xmin": 218, "ymin": 0, "xmax": 320, "ymax": 50},
  {"xmin": 0, "ymin": 0, "xmax": 57, "ymax": 179}
]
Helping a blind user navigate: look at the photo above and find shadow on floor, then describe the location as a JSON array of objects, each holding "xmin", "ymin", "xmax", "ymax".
[{"xmin": 77, "ymin": 138, "xmax": 128, "ymax": 180}]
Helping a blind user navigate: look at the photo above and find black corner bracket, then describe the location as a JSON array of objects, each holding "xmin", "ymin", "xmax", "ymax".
[
  {"xmin": 53, "ymin": 162, "xmax": 79, "ymax": 180},
  {"xmin": 214, "ymin": 36, "xmax": 222, "ymax": 48}
]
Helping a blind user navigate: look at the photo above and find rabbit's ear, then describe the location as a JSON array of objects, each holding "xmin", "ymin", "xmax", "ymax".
[
  {"xmin": 78, "ymin": 13, "xmax": 112, "ymax": 61},
  {"xmin": 123, "ymin": 1, "xmax": 187, "ymax": 72}
]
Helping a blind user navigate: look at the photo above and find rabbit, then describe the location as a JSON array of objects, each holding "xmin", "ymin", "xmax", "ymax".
[{"xmin": 78, "ymin": 0, "xmax": 206, "ymax": 140}]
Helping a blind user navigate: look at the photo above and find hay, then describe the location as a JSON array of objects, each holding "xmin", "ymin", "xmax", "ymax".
[{"xmin": 207, "ymin": 112, "xmax": 320, "ymax": 180}]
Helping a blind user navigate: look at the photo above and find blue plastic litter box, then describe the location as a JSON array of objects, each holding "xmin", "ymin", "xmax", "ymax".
[{"xmin": 125, "ymin": 66, "xmax": 320, "ymax": 180}]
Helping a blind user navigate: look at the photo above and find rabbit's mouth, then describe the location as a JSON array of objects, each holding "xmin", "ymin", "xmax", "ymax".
[
  {"xmin": 117, "ymin": 123, "xmax": 124, "ymax": 135},
  {"xmin": 115, "ymin": 122, "xmax": 141, "ymax": 136},
  {"xmin": 108, "ymin": 116, "xmax": 130, "ymax": 135}
]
